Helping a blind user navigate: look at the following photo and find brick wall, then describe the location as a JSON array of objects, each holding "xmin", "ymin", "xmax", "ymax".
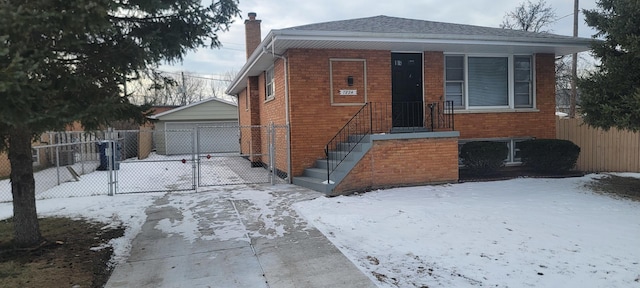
[
  {"xmin": 333, "ymin": 137, "xmax": 459, "ymax": 195},
  {"xmin": 254, "ymin": 58, "xmax": 288, "ymax": 172},
  {"xmin": 424, "ymin": 51, "xmax": 445, "ymax": 103},
  {"xmin": 287, "ymin": 49, "xmax": 392, "ymax": 176},
  {"xmin": 241, "ymin": 49, "xmax": 557, "ymax": 177},
  {"xmin": 238, "ymin": 76, "xmax": 263, "ymax": 163}
]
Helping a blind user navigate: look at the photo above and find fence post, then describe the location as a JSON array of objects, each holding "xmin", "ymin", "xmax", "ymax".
[
  {"xmin": 80, "ymin": 141, "xmax": 85, "ymax": 174},
  {"xmin": 107, "ymin": 128, "xmax": 115, "ymax": 196},
  {"xmin": 286, "ymin": 124, "xmax": 292, "ymax": 184},
  {"xmin": 56, "ymin": 145, "xmax": 60, "ymax": 185},
  {"xmin": 193, "ymin": 127, "xmax": 198, "ymax": 191},
  {"xmin": 113, "ymin": 139, "xmax": 119, "ymax": 195},
  {"xmin": 269, "ymin": 122, "xmax": 275, "ymax": 185},
  {"xmin": 107, "ymin": 139, "xmax": 113, "ymax": 196}
]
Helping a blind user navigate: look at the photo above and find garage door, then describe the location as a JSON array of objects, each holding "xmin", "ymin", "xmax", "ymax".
[{"xmin": 165, "ymin": 122, "xmax": 239, "ymax": 155}]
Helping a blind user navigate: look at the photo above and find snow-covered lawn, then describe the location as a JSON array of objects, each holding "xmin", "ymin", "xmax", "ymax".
[
  {"xmin": 1, "ymin": 171, "xmax": 639, "ymax": 287},
  {"xmin": 0, "ymin": 192, "xmax": 161, "ymax": 265},
  {"xmin": 294, "ymin": 175, "xmax": 640, "ymax": 288}
]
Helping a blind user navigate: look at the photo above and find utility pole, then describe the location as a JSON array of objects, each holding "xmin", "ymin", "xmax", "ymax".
[
  {"xmin": 181, "ymin": 71, "xmax": 187, "ymax": 106},
  {"xmin": 569, "ymin": 0, "xmax": 579, "ymax": 118}
]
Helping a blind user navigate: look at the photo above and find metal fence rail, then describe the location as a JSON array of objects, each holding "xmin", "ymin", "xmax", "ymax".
[
  {"xmin": 1, "ymin": 140, "xmax": 105, "ymax": 202},
  {"xmin": 1, "ymin": 124, "xmax": 290, "ymax": 202},
  {"xmin": 117, "ymin": 125, "xmax": 289, "ymax": 194}
]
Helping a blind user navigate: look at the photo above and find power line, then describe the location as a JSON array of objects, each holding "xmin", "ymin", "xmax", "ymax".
[
  {"xmin": 553, "ymin": 13, "xmax": 574, "ymax": 23},
  {"xmin": 156, "ymin": 70, "xmax": 233, "ymax": 82}
]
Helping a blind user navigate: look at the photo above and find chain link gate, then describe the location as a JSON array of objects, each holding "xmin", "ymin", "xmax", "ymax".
[
  {"xmin": 111, "ymin": 129, "xmax": 197, "ymax": 194},
  {"xmin": 197, "ymin": 123, "xmax": 289, "ymax": 187},
  {"xmin": 110, "ymin": 124, "xmax": 289, "ymax": 194}
]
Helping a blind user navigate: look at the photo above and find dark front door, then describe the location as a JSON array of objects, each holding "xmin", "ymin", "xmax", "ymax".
[{"xmin": 391, "ymin": 53, "xmax": 423, "ymax": 128}]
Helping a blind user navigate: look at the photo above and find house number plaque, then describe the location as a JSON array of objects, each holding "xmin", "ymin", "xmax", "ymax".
[{"xmin": 339, "ymin": 89, "xmax": 357, "ymax": 95}]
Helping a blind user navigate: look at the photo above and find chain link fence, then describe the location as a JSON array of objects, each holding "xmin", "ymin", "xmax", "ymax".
[
  {"xmin": 0, "ymin": 124, "xmax": 290, "ymax": 202},
  {"xmin": 118, "ymin": 124, "xmax": 289, "ymax": 193},
  {"xmin": 1, "ymin": 125, "xmax": 290, "ymax": 202},
  {"xmin": 1, "ymin": 131, "xmax": 107, "ymax": 202}
]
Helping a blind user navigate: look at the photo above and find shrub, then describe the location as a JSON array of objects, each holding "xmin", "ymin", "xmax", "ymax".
[
  {"xmin": 460, "ymin": 141, "xmax": 509, "ymax": 175},
  {"xmin": 519, "ymin": 139, "xmax": 580, "ymax": 173}
]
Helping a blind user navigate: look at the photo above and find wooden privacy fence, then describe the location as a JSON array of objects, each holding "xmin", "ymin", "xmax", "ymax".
[{"xmin": 556, "ymin": 117, "xmax": 640, "ymax": 172}]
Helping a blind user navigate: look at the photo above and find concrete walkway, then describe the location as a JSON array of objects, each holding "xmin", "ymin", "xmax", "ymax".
[{"xmin": 105, "ymin": 184, "xmax": 377, "ymax": 288}]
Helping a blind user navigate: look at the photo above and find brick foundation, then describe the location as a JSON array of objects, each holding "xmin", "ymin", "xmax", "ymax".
[{"xmin": 332, "ymin": 136, "xmax": 459, "ymax": 195}]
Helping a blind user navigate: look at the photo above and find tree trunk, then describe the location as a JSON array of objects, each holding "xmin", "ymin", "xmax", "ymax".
[{"xmin": 9, "ymin": 127, "xmax": 42, "ymax": 247}]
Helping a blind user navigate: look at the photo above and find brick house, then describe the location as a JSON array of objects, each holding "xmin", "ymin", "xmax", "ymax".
[{"xmin": 226, "ymin": 13, "xmax": 592, "ymax": 195}]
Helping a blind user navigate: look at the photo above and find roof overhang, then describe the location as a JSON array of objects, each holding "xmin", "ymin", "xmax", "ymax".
[
  {"xmin": 226, "ymin": 29, "xmax": 594, "ymax": 95},
  {"xmin": 148, "ymin": 97, "xmax": 237, "ymax": 120}
]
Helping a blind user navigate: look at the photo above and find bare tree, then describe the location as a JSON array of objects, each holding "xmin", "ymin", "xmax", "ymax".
[
  {"xmin": 501, "ymin": 0, "xmax": 576, "ymax": 114},
  {"xmin": 500, "ymin": 0, "xmax": 556, "ymax": 33},
  {"xmin": 128, "ymin": 70, "xmax": 239, "ymax": 105},
  {"xmin": 556, "ymin": 55, "xmax": 593, "ymax": 113}
]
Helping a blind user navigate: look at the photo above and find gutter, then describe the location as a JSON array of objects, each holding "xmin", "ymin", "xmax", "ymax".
[
  {"xmin": 225, "ymin": 31, "xmax": 276, "ymax": 95},
  {"xmin": 271, "ymin": 29, "xmax": 594, "ymax": 46},
  {"xmin": 268, "ymin": 37, "xmax": 293, "ymax": 183}
]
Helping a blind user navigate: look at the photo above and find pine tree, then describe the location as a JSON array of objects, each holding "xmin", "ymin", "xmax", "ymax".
[
  {"xmin": 0, "ymin": 0, "xmax": 239, "ymax": 247},
  {"xmin": 579, "ymin": 0, "xmax": 640, "ymax": 131}
]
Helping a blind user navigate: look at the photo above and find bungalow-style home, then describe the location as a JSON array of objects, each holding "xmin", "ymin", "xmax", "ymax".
[
  {"xmin": 226, "ymin": 13, "xmax": 592, "ymax": 195},
  {"xmin": 150, "ymin": 97, "xmax": 239, "ymax": 155}
]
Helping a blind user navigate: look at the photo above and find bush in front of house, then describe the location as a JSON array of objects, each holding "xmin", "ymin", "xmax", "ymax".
[
  {"xmin": 460, "ymin": 141, "xmax": 509, "ymax": 175},
  {"xmin": 518, "ymin": 139, "xmax": 580, "ymax": 173}
]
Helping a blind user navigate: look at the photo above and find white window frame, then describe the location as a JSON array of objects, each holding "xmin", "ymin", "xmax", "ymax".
[
  {"xmin": 445, "ymin": 55, "xmax": 465, "ymax": 109},
  {"xmin": 265, "ymin": 65, "xmax": 275, "ymax": 101},
  {"xmin": 444, "ymin": 54, "xmax": 536, "ymax": 111},
  {"xmin": 513, "ymin": 55, "xmax": 534, "ymax": 108}
]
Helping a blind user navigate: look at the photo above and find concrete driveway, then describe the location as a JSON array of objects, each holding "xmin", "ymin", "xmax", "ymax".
[{"xmin": 105, "ymin": 184, "xmax": 377, "ymax": 288}]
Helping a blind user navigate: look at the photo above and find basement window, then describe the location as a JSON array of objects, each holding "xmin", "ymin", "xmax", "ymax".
[{"xmin": 458, "ymin": 138, "xmax": 532, "ymax": 166}]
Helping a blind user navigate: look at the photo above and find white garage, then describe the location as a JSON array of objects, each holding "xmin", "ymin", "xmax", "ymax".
[{"xmin": 150, "ymin": 98, "xmax": 239, "ymax": 155}]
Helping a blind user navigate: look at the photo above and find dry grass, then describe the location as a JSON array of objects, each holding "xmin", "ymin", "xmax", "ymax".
[
  {"xmin": 0, "ymin": 217, "xmax": 123, "ymax": 288},
  {"xmin": 586, "ymin": 174, "xmax": 640, "ymax": 201}
]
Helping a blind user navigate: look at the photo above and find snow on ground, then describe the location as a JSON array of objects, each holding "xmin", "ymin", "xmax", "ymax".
[
  {"xmin": 0, "ymin": 192, "xmax": 162, "ymax": 265},
  {"xmin": 294, "ymin": 175, "xmax": 640, "ymax": 288},
  {"xmin": 151, "ymin": 184, "xmax": 317, "ymax": 243},
  {"xmin": 0, "ymin": 153, "xmax": 293, "ymax": 267},
  {"xmin": 3, "ymin": 154, "xmax": 640, "ymax": 288}
]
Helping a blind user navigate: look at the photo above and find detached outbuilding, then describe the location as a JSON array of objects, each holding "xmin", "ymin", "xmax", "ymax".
[{"xmin": 150, "ymin": 97, "xmax": 239, "ymax": 155}]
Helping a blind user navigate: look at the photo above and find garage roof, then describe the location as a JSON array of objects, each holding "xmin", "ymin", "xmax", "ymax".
[{"xmin": 149, "ymin": 97, "xmax": 238, "ymax": 121}]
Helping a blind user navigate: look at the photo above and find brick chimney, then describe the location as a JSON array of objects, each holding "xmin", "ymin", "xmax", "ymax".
[{"xmin": 244, "ymin": 12, "xmax": 262, "ymax": 59}]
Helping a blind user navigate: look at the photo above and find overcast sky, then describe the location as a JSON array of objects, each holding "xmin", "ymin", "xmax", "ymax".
[{"xmin": 160, "ymin": 0, "xmax": 599, "ymax": 79}]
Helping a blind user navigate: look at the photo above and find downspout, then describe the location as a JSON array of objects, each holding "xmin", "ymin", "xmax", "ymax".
[{"xmin": 266, "ymin": 39, "xmax": 292, "ymax": 183}]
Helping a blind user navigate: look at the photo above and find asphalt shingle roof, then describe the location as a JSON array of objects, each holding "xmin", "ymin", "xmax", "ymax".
[{"xmin": 283, "ymin": 15, "xmax": 577, "ymax": 40}]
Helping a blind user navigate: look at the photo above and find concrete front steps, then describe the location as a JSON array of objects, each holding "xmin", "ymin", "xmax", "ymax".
[{"xmin": 293, "ymin": 135, "xmax": 371, "ymax": 194}]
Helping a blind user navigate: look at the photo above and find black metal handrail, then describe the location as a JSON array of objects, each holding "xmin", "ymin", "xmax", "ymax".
[
  {"xmin": 324, "ymin": 100, "xmax": 455, "ymax": 184},
  {"xmin": 325, "ymin": 103, "xmax": 371, "ymax": 184},
  {"xmin": 429, "ymin": 100, "xmax": 455, "ymax": 131},
  {"xmin": 370, "ymin": 101, "xmax": 455, "ymax": 133}
]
